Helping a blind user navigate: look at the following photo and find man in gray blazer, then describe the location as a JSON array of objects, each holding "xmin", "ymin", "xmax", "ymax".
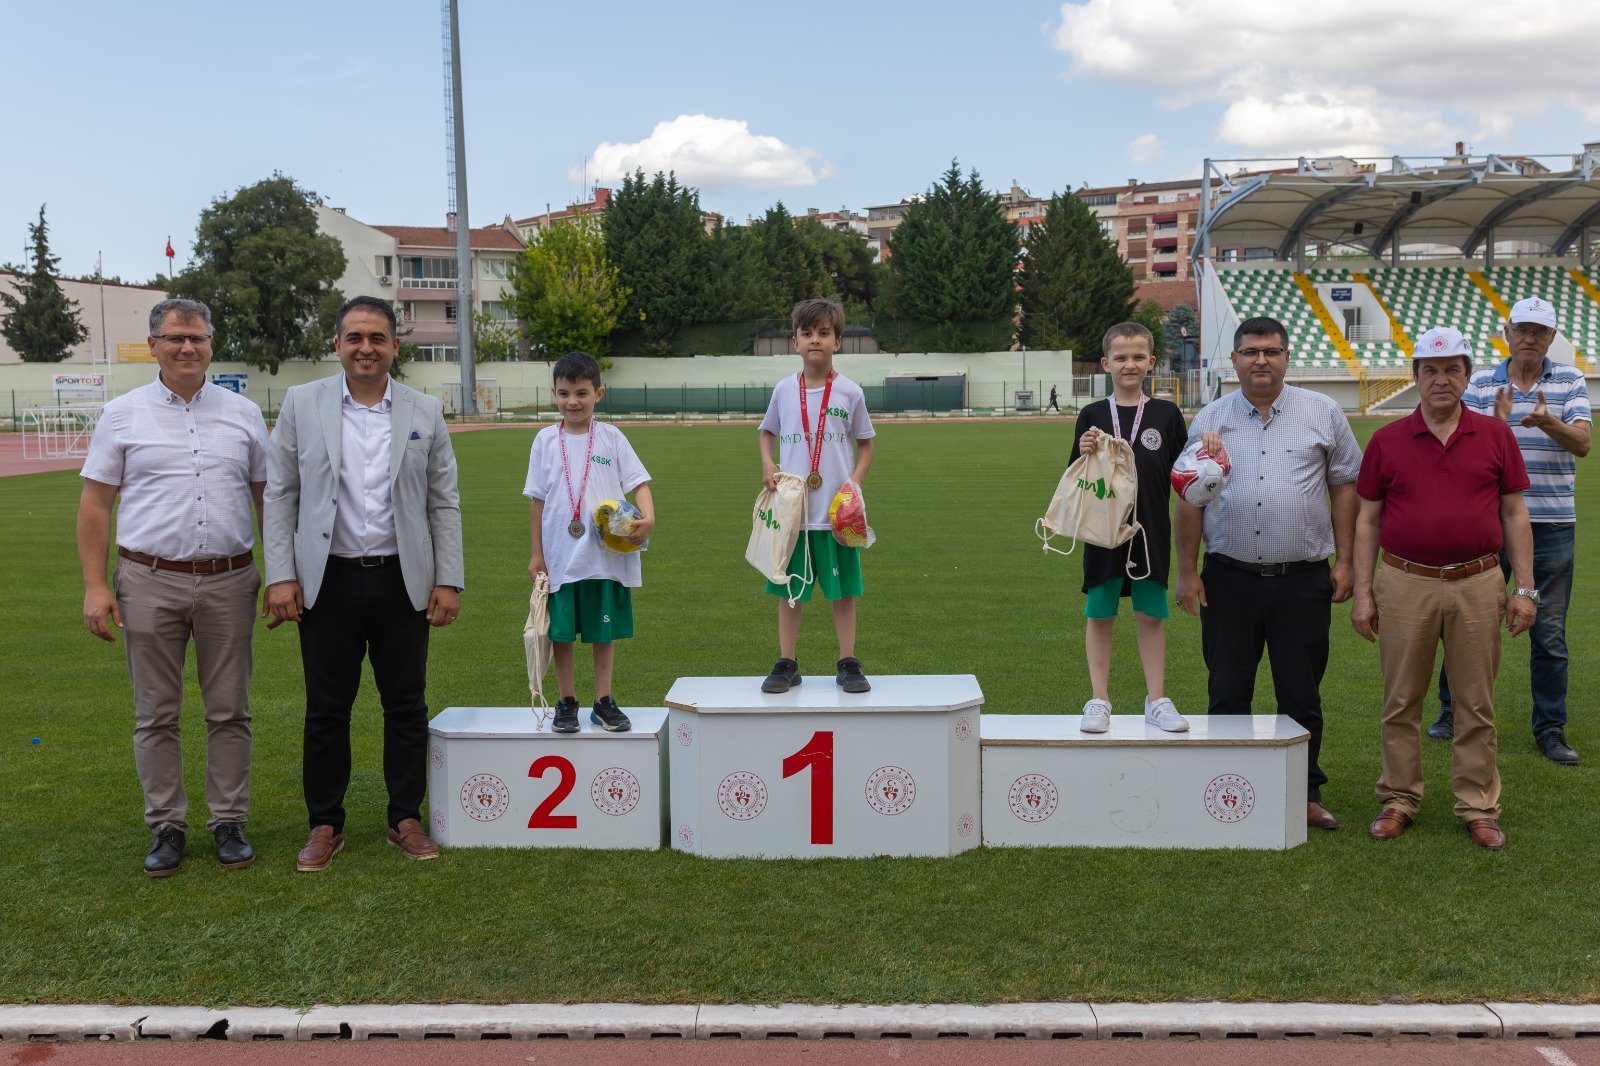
[{"xmin": 264, "ymin": 295, "xmax": 464, "ymax": 872}]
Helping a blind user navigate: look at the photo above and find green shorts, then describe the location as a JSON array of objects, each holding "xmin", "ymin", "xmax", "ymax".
[
  {"xmin": 765, "ymin": 529, "xmax": 864, "ymax": 603},
  {"xmin": 549, "ymin": 579, "xmax": 633, "ymax": 643},
  {"xmin": 1084, "ymin": 577, "xmax": 1169, "ymax": 620}
]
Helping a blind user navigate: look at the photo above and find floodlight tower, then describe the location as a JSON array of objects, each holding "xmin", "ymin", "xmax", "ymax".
[{"xmin": 442, "ymin": 0, "xmax": 477, "ymax": 413}]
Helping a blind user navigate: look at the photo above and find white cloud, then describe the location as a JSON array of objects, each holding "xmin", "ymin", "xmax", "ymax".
[
  {"xmin": 577, "ymin": 115, "xmax": 826, "ymax": 190},
  {"xmin": 1128, "ymin": 133, "xmax": 1163, "ymax": 164},
  {"xmin": 1050, "ymin": 0, "xmax": 1600, "ymax": 155}
]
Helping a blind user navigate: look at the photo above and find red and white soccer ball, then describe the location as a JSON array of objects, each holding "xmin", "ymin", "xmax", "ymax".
[{"xmin": 1170, "ymin": 439, "xmax": 1232, "ymax": 507}]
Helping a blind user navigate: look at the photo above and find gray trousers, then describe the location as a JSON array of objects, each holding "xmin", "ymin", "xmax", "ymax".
[{"xmin": 115, "ymin": 558, "xmax": 258, "ymax": 832}]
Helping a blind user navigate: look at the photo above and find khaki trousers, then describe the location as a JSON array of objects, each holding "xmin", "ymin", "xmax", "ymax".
[
  {"xmin": 1373, "ymin": 564, "xmax": 1504, "ymax": 821},
  {"xmin": 114, "ymin": 558, "xmax": 259, "ymax": 833}
]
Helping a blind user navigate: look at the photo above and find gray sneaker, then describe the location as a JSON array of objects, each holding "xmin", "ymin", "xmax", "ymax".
[
  {"xmin": 1079, "ymin": 698, "xmax": 1111, "ymax": 733},
  {"xmin": 1143, "ymin": 696, "xmax": 1189, "ymax": 732}
]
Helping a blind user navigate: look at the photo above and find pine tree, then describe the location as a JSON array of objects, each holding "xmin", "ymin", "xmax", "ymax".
[
  {"xmin": 1017, "ymin": 192, "xmax": 1136, "ymax": 358},
  {"xmin": 888, "ymin": 162, "xmax": 1017, "ymax": 325},
  {"xmin": 1, "ymin": 205, "xmax": 89, "ymax": 363},
  {"xmin": 603, "ymin": 170, "xmax": 714, "ymax": 354}
]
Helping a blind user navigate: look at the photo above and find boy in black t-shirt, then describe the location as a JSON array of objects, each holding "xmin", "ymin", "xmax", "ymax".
[{"xmin": 1069, "ymin": 322, "xmax": 1210, "ymax": 733}]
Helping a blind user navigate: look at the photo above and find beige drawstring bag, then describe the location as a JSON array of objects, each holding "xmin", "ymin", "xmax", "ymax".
[
  {"xmin": 746, "ymin": 470, "xmax": 811, "ymax": 604},
  {"xmin": 523, "ymin": 572, "xmax": 554, "ymax": 730},
  {"xmin": 1035, "ymin": 436, "xmax": 1150, "ymax": 579}
]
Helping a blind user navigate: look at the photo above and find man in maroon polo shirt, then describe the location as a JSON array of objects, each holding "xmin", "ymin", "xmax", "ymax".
[{"xmin": 1351, "ymin": 327, "xmax": 1536, "ymax": 850}]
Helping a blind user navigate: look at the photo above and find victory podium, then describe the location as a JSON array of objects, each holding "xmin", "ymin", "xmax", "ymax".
[
  {"xmin": 664, "ymin": 675, "xmax": 983, "ymax": 859},
  {"xmin": 427, "ymin": 706, "xmax": 666, "ymax": 849},
  {"xmin": 981, "ymin": 715, "xmax": 1309, "ymax": 850}
]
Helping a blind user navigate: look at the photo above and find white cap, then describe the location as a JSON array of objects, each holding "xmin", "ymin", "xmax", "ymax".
[
  {"xmin": 1508, "ymin": 296, "xmax": 1557, "ymax": 329},
  {"xmin": 1411, "ymin": 326, "xmax": 1472, "ymax": 361}
]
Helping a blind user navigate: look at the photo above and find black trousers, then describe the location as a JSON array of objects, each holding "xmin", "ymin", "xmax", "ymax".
[
  {"xmin": 1199, "ymin": 555, "xmax": 1331, "ymax": 801},
  {"xmin": 299, "ymin": 559, "xmax": 430, "ymax": 832}
]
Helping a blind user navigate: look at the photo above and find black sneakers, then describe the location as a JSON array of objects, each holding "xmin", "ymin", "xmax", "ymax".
[
  {"xmin": 552, "ymin": 696, "xmax": 581, "ymax": 733},
  {"xmin": 591, "ymin": 696, "xmax": 632, "ymax": 732},
  {"xmin": 1427, "ymin": 708, "xmax": 1454, "ymax": 740},
  {"xmin": 213, "ymin": 823, "xmax": 255, "ymax": 869},
  {"xmin": 762, "ymin": 658, "xmax": 801, "ymax": 694},
  {"xmin": 836, "ymin": 657, "xmax": 871, "ymax": 694},
  {"xmin": 144, "ymin": 827, "xmax": 186, "ymax": 878},
  {"xmin": 1537, "ymin": 728, "xmax": 1580, "ymax": 765}
]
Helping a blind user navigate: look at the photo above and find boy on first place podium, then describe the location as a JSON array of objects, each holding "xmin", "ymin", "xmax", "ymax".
[{"xmin": 757, "ymin": 298, "xmax": 876, "ymax": 695}]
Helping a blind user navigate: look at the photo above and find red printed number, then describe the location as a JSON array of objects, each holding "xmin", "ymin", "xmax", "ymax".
[
  {"xmin": 528, "ymin": 755, "xmax": 577, "ymax": 829},
  {"xmin": 781, "ymin": 730, "xmax": 834, "ymax": 844}
]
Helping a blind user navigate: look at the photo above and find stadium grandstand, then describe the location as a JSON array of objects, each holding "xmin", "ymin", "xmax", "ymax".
[{"xmin": 1192, "ymin": 146, "xmax": 1600, "ymax": 412}]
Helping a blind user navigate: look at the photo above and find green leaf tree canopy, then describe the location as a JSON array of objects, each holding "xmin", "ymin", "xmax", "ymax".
[
  {"xmin": 165, "ymin": 173, "xmax": 346, "ymax": 374},
  {"xmin": 794, "ymin": 216, "xmax": 879, "ymax": 315},
  {"xmin": 1, "ymin": 205, "xmax": 89, "ymax": 363},
  {"xmin": 506, "ymin": 215, "xmax": 627, "ymax": 359},
  {"xmin": 603, "ymin": 170, "xmax": 714, "ymax": 354},
  {"xmin": 1017, "ymin": 191, "xmax": 1135, "ymax": 359},
  {"xmin": 887, "ymin": 162, "xmax": 1017, "ymax": 324}
]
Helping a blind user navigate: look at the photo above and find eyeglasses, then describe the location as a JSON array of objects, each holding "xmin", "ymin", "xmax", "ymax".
[
  {"xmin": 153, "ymin": 333, "xmax": 213, "ymax": 347},
  {"xmin": 1235, "ymin": 347, "xmax": 1287, "ymax": 360},
  {"xmin": 1509, "ymin": 324, "xmax": 1555, "ymax": 340}
]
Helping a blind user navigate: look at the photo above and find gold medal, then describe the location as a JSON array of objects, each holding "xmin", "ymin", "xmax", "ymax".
[
  {"xmin": 807, "ymin": 471, "xmax": 824, "ymax": 491},
  {"xmin": 568, "ymin": 519, "xmax": 584, "ymax": 538}
]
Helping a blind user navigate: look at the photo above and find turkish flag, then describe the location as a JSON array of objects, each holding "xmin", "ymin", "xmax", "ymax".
[{"xmin": 165, "ymin": 239, "xmax": 174, "ymax": 258}]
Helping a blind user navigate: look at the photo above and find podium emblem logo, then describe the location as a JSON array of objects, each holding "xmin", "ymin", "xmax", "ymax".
[
  {"xmin": 1203, "ymin": 774, "xmax": 1256, "ymax": 822},
  {"xmin": 431, "ymin": 809, "xmax": 446, "ymax": 836},
  {"xmin": 956, "ymin": 812, "xmax": 974, "ymax": 838},
  {"xmin": 676, "ymin": 721, "xmax": 694, "ymax": 747},
  {"xmin": 865, "ymin": 765, "xmax": 917, "ymax": 816},
  {"xmin": 955, "ymin": 715, "xmax": 973, "ymax": 741},
  {"xmin": 677, "ymin": 823, "xmax": 695, "ymax": 849},
  {"xmin": 717, "ymin": 771, "xmax": 769, "ymax": 820},
  {"xmin": 1008, "ymin": 773, "xmax": 1060, "ymax": 822},
  {"xmin": 429, "ymin": 743, "xmax": 444, "ymax": 769},
  {"xmin": 590, "ymin": 766, "xmax": 642, "ymax": 817},
  {"xmin": 460, "ymin": 773, "xmax": 511, "ymax": 822}
]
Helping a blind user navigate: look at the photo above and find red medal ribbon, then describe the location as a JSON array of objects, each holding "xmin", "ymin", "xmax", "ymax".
[
  {"xmin": 797, "ymin": 370, "xmax": 835, "ymax": 486},
  {"xmin": 558, "ymin": 420, "xmax": 596, "ymax": 526}
]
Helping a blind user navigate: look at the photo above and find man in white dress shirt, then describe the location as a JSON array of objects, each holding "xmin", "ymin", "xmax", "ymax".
[
  {"xmin": 264, "ymin": 296, "xmax": 463, "ymax": 872},
  {"xmin": 77, "ymin": 298, "xmax": 269, "ymax": 877}
]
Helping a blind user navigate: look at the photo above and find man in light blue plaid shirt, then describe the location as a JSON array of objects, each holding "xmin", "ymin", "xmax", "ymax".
[{"xmin": 1432, "ymin": 296, "xmax": 1592, "ymax": 764}]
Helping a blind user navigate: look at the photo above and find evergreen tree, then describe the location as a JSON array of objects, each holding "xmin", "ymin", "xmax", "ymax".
[
  {"xmin": 746, "ymin": 203, "xmax": 831, "ymax": 314},
  {"xmin": 795, "ymin": 216, "xmax": 879, "ymax": 314},
  {"xmin": 1, "ymin": 205, "xmax": 89, "ymax": 363},
  {"xmin": 506, "ymin": 215, "xmax": 627, "ymax": 358},
  {"xmin": 887, "ymin": 162, "xmax": 1017, "ymax": 324},
  {"xmin": 603, "ymin": 170, "xmax": 714, "ymax": 354},
  {"xmin": 1017, "ymin": 191, "xmax": 1136, "ymax": 358},
  {"xmin": 164, "ymin": 173, "xmax": 346, "ymax": 374}
]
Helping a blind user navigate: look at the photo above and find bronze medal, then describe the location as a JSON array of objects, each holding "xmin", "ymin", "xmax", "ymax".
[
  {"xmin": 807, "ymin": 471, "xmax": 824, "ymax": 491},
  {"xmin": 568, "ymin": 519, "xmax": 584, "ymax": 538}
]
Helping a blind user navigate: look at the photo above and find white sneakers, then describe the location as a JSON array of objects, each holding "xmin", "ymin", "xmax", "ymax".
[
  {"xmin": 1079, "ymin": 698, "xmax": 1112, "ymax": 733},
  {"xmin": 1143, "ymin": 696, "xmax": 1189, "ymax": 732}
]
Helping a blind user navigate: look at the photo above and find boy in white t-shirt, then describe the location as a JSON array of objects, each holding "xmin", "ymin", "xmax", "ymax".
[
  {"xmin": 757, "ymin": 298, "xmax": 876, "ymax": 694},
  {"xmin": 525, "ymin": 352, "xmax": 655, "ymax": 733}
]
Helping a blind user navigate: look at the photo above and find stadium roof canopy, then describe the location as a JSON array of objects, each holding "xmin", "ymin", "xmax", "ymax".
[{"xmin": 1193, "ymin": 152, "xmax": 1600, "ymax": 263}]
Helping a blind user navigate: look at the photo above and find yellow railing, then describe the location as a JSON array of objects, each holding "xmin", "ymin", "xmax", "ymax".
[
  {"xmin": 1565, "ymin": 269, "xmax": 1600, "ymax": 371},
  {"xmin": 1359, "ymin": 369, "xmax": 1412, "ymax": 411},
  {"xmin": 1292, "ymin": 273, "xmax": 1360, "ymax": 375},
  {"xmin": 1353, "ymin": 273, "xmax": 1414, "ymax": 356}
]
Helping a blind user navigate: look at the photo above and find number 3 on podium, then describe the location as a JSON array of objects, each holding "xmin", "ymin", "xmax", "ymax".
[{"xmin": 782, "ymin": 730, "xmax": 834, "ymax": 845}]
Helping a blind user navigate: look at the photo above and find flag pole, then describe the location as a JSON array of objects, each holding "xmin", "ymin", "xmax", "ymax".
[{"xmin": 97, "ymin": 252, "xmax": 108, "ymax": 374}]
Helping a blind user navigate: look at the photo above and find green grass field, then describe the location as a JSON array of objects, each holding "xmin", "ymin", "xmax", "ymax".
[{"xmin": 2, "ymin": 418, "xmax": 1597, "ymax": 1007}]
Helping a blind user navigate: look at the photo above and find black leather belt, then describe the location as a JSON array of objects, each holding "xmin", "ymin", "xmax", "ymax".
[
  {"xmin": 1207, "ymin": 553, "xmax": 1325, "ymax": 577},
  {"xmin": 329, "ymin": 554, "xmax": 399, "ymax": 567}
]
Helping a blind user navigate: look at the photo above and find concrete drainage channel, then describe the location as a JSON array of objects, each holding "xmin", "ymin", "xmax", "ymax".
[{"xmin": 2, "ymin": 1003, "xmax": 1599, "ymax": 1043}]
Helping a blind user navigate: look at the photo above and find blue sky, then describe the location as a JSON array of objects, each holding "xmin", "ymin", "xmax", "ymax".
[{"xmin": 5, "ymin": 0, "xmax": 1596, "ymax": 284}]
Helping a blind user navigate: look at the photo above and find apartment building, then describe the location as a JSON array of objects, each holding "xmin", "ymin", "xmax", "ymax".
[{"xmin": 514, "ymin": 187, "xmax": 723, "ymax": 240}]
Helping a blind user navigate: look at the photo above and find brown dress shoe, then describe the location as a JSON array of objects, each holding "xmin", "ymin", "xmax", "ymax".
[
  {"xmin": 1368, "ymin": 807, "xmax": 1413, "ymax": 840},
  {"xmin": 297, "ymin": 825, "xmax": 344, "ymax": 872},
  {"xmin": 387, "ymin": 818, "xmax": 439, "ymax": 861},
  {"xmin": 1466, "ymin": 818, "xmax": 1506, "ymax": 850},
  {"xmin": 1307, "ymin": 802, "xmax": 1340, "ymax": 830}
]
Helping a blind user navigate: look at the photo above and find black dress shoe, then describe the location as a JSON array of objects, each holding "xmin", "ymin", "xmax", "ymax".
[
  {"xmin": 144, "ymin": 827, "xmax": 186, "ymax": 878},
  {"xmin": 213, "ymin": 823, "xmax": 256, "ymax": 869},
  {"xmin": 1537, "ymin": 728, "xmax": 1580, "ymax": 765},
  {"xmin": 1427, "ymin": 708, "xmax": 1454, "ymax": 740}
]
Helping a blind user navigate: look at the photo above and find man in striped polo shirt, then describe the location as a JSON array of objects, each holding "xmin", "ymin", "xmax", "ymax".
[{"xmin": 1430, "ymin": 297, "xmax": 1591, "ymax": 764}]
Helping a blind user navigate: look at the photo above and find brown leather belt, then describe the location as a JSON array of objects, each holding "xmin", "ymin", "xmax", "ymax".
[
  {"xmin": 119, "ymin": 547, "xmax": 254, "ymax": 575},
  {"xmin": 1381, "ymin": 551, "xmax": 1499, "ymax": 580}
]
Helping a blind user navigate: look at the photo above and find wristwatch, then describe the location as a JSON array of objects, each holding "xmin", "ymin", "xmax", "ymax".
[{"xmin": 1513, "ymin": 587, "xmax": 1540, "ymax": 605}]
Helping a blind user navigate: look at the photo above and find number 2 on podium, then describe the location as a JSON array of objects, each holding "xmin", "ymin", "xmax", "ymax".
[
  {"xmin": 528, "ymin": 754, "xmax": 577, "ymax": 829},
  {"xmin": 782, "ymin": 730, "xmax": 834, "ymax": 844}
]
